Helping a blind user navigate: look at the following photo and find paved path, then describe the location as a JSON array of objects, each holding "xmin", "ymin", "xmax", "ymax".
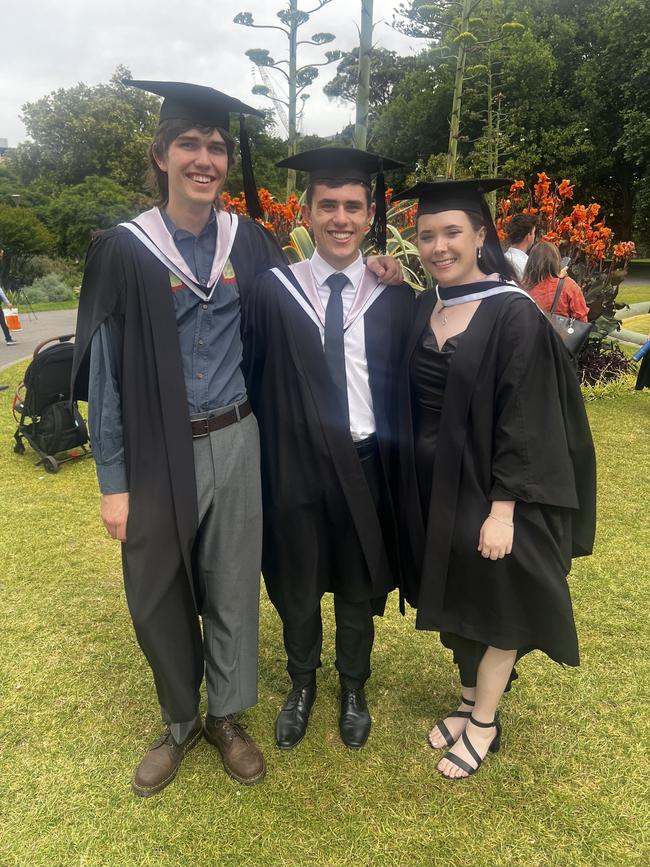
[
  {"xmin": 0, "ymin": 309, "xmax": 78, "ymax": 381},
  {"xmin": 616, "ymin": 301, "xmax": 650, "ymax": 320}
]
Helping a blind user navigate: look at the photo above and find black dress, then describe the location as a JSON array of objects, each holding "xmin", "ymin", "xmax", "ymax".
[
  {"xmin": 399, "ymin": 287, "xmax": 596, "ymax": 681},
  {"xmin": 411, "ymin": 325, "xmax": 511, "ymax": 685},
  {"xmin": 412, "ymin": 324, "xmax": 458, "ymax": 515}
]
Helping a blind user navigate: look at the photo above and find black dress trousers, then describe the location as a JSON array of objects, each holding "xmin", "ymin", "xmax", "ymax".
[{"xmin": 283, "ymin": 437, "xmax": 389, "ymax": 690}]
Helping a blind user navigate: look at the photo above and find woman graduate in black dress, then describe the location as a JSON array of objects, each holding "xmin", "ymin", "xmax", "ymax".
[{"xmin": 398, "ymin": 179, "xmax": 596, "ymax": 780}]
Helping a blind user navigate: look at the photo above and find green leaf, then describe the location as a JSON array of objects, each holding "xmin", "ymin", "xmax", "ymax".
[{"xmin": 288, "ymin": 226, "xmax": 315, "ymax": 260}]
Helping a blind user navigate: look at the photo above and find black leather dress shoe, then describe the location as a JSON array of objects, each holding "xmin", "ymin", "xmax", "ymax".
[
  {"xmin": 275, "ymin": 683, "xmax": 316, "ymax": 749},
  {"xmin": 339, "ymin": 688, "xmax": 371, "ymax": 749}
]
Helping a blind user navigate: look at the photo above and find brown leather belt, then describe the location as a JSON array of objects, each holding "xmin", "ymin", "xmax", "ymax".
[{"xmin": 191, "ymin": 399, "xmax": 252, "ymax": 438}]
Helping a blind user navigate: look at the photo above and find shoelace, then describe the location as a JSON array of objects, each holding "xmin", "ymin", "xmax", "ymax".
[
  {"xmin": 152, "ymin": 728, "xmax": 177, "ymax": 750},
  {"xmin": 218, "ymin": 716, "xmax": 251, "ymax": 744}
]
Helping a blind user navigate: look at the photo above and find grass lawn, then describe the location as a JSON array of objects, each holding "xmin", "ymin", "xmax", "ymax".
[
  {"xmin": 0, "ymin": 360, "xmax": 648, "ymax": 867},
  {"xmin": 622, "ymin": 314, "xmax": 650, "ymax": 337},
  {"xmin": 19, "ymin": 299, "xmax": 79, "ymax": 313},
  {"xmin": 616, "ymin": 284, "xmax": 650, "ymax": 306}
]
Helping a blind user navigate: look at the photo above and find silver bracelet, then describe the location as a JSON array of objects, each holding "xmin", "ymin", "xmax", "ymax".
[{"xmin": 488, "ymin": 514, "xmax": 514, "ymax": 528}]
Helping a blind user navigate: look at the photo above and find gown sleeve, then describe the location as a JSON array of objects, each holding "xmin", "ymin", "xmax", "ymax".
[
  {"xmin": 88, "ymin": 321, "xmax": 128, "ymax": 494},
  {"xmin": 72, "ymin": 230, "xmax": 127, "ymax": 403},
  {"xmin": 488, "ymin": 296, "xmax": 591, "ymax": 511}
]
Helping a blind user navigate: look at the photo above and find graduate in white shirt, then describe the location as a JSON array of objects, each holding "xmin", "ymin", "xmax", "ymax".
[{"xmin": 243, "ymin": 148, "xmax": 414, "ymax": 752}]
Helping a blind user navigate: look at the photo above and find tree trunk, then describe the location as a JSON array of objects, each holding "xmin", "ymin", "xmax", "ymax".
[
  {"xmin": 354, "ymin": 0, "xmax": 373, "ymax": 151},
  {"xmin": 446, "ymin": 0, "xmax": 472, "ymax": 179},
  {"xmin": 485, "ymin": 48, "xmax": 496, "ymax": 218},
  {"xmin": 287, "ymin": 0, "xmax": 298, "ymax": 195}
]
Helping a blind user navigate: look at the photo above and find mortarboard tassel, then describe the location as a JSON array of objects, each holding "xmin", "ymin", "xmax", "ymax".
[
  {"xmin": 370, "ymin": 159, "xmax": 387, "ymax": 254},
  {"xmin": 239, "ymin": 114, "xmax": 263, "ymax": 221}
]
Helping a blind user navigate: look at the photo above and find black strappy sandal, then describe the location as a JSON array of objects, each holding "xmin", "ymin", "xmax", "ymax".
[
  {"xmin": 439, "ymin": 714, "xmax": 502, "ymax": 779},
  {"xmin": 428, "ymin": 696, "xmax": 475, "ymax": 749}
]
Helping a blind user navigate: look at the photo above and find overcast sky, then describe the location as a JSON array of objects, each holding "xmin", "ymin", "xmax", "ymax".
[{"xmin": 1, "ymin": 0, "xmax": 428, "ymax": 147}]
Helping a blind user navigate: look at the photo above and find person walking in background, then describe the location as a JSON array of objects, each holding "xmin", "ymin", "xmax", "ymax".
[
  {"xmin": 0, "ymin": 283, "xmax": 17, "ymax": 345},
  {"xmin": 521, "ymin": 241, "xmax": 589, "ymax": 321},
  {"xmin": 503, "ymin": 213, "xmax": 538, "ymax": 281}
]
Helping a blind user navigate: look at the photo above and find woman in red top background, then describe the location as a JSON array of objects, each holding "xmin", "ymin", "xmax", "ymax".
[{"xmin": 521, "ymin": 241, "xmax": 589, "ymax": 321}]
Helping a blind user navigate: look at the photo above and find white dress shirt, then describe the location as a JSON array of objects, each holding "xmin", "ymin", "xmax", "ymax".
[
  {"xmin": 504, "ymin": 247, "xmax": 528, "ymax": 281},
  {"xmin": 310, "ymin": 250, "xmax": 376, "ymax": 441}
]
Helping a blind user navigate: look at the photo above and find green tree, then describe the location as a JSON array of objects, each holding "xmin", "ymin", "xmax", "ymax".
[
  {"xmin": 45, "ymin": 176, "xmax": 144, "ymax": 260},
  {"xmin": 13, "ymin": 66, "xmax": 160, "ymax": 190},
  {"xmin": 224, "ymin": 116, "xmax": 288, "ymax": 199},
  {"xmin": 371, "ymin": 66, "xmax": 453, "ymax": 182},
  {"xmin": 324, "ymin": 47, "xmax": 419, "ymax": 109},
  {"xmin": 234, "ymin": 1, "xmax": 342, "ymax": 193},
  {"xmin": 0, "ymin": 205, "xmax": 54, "ymax": 288}
]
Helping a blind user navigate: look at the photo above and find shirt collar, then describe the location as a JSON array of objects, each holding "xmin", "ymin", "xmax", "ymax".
[
  {"xmin": 159, "ymin": 206, "xmax": 217, "ymax": 241},
  {"xmin": 310, "ymin": 248, "xmax": 364, "ymax": 290}
]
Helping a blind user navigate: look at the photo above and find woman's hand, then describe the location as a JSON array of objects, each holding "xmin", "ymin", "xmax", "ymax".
[{"xmin": 478, "ymin": 500, "xmax": 515, "ymax": 560}]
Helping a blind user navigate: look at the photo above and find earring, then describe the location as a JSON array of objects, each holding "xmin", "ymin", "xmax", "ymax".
[{"xmin": 477, "ymin": 247, "xmax": 483, "ymax": 260}]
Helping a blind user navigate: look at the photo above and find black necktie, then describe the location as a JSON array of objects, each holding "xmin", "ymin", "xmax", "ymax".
[{"xmin": 324, "ymin": 272, "xmax": 350, "ymax": 425}]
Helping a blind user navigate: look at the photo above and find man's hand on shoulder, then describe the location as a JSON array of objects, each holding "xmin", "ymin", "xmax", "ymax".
[
  {"xmin": 101, "ymin": 492, "xmax": 129, "ymax": 541},
  {"xmin": 366, "ymin": 255, "xmax": 403, "ymax": 285}
]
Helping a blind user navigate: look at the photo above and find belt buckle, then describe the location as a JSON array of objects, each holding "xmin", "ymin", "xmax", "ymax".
[{"xmin": 192, "ymin": 417, "xmax": 210, "ymax": 438}]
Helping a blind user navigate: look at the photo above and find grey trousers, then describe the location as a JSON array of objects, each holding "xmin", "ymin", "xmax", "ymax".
[{"xmin": 167, "ymin": 410, "xmax": 262, "ymax": 742}]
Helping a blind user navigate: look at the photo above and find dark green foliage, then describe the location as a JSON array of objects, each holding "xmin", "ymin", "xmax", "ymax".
[
  {"xmin": 324, "ymin": 47, "xmax": 421, "ymax": 109},
  {"xmin": 0, "ymin": 205, "xmax": 54, "ymax": 288},
  {"xmin": 224, "ymin": 116, "xmax": 288, "ymax": 200},
  {"xmin": 382, "ymin": 0, "xmax": 650, "ymax": 243},
  {"xmin": 44, "ymin": 176, "xmax": 144, "ymax": 260},
  {"xmin": 13, "ymin": 66, "xmax": 159, "ymax": 191},
  {"xmin": 18, "ymin": 255, "xmax": 83, "ymax": 290}
]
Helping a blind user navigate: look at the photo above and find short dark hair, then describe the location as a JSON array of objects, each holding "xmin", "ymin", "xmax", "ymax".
[
  {"xmin": 146, "ymin": 119, "xmax": 236, "ymax": 206},
  {"xmin": 507, "ymin": 213, "xmax": 539, "ymax": 245},
  {"xmin": 305, "ymin": 179, "xmax": 372, "ymax": 209}
]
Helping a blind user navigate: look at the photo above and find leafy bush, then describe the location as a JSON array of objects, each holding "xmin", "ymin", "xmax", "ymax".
[
  {"xmin": 577, "ymin": 342, "xmax": 635, "ymax": 387},
  {"xmin": 24, "ymin": 272, "xmax": 74, "ymax": 303},
  {"xmin": 19, "ymin": 255, "xmax": 83, "ymax": 290}
]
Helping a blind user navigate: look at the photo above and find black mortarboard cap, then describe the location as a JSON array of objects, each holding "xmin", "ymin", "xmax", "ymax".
[
  {"xmin": 394, "ymin": 178, "xmax": 514, "ymax": 277},
  {"xmin": 125, "ymin": 79, "xmax": 265, "ymax": 220},
  {"xmin": 277, "ymin": 147, "xmax": 404, "ymax": 253},
  {"xmin": 392, "ymin": 178, "xmax": 511, "ymax": 216}
]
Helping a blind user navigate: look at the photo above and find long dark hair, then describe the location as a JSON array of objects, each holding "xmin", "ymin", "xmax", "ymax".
[{"xmin": 520, "ymin": 241, "xmax": 561, "ymax": 290}]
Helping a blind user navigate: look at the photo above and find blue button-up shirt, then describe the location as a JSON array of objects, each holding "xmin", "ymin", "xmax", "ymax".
[{"xmin": 88, "ymin": 208, "xmax": 247, "ymax": 494}]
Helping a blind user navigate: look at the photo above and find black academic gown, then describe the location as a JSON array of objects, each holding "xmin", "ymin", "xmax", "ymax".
[
  {"xmin": 243, "ymin": 264, "xmax": 414, "ymax": 625},
  {"xmin": 71, "ymin": 217, "xmax": 283, "ymax": 721},
  {"xmin": 399, "ymin": 287, "xmax": 597, "ymax": 667}
]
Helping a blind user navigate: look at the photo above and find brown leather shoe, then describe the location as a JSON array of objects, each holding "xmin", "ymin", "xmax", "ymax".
[
  {"xmin": 203, "ymin": 715, "xmax": 266, "ymax": 785},
  {"xmin": 131, "ymin": 720, "xmax": 202, "ymax": 798}
]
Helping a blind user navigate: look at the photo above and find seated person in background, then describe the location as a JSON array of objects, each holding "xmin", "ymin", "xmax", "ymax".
[
  {"xmin": 521, "ymin": 241, "xmax": 589, "ymax": 322},
  {"xmin": 503, "ymin": 213, "xmax": 538, "ymax": 280}
]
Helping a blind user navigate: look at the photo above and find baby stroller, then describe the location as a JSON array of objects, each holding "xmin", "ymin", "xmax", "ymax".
[{"xmin": 13, "ymin": 334, "xmax": 91, "ymax": 474}]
